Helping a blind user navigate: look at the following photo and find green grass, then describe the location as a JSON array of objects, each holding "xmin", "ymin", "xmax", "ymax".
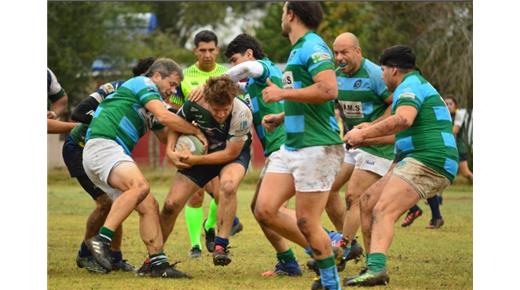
[{"xmin": 48, "ymin": 169, "xmax": 472, "ymax": 290}]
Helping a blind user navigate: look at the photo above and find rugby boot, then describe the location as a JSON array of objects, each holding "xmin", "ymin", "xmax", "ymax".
[
  {"xmin": 189, "ymin": 245, "xmax": 202, "ymax": 258},
  {"xmin": 213, "ymin": 245, "xmax": 231, "ymax": 266},
  {"xmin": 86, "ymin": 235, "xmax": 113, "ymax": 271},
  {"xmin": 76, "ymin": 254, "xmax": 108, "ymax": 274},
  {"xmin": 112, "ymin": 259, "xmax": 135, "ymax": 272},
  {"xmin": 262, "ymin": 260, "xmax": 303, "ymax": 277},
  {"xmin": 150, "ymin": 261, "xmax": 192, "ymax": 279},
  {"xmin": 230, "ymin": 217, "xmax": 244, "ymax": 236},
  {"xmin": 203, "ymin": 219, "xmax": 216, "ymax": 252},
  {"xmin": 401, "ymin": 208, "xmax": 423, "ymax": 227},
  {"xmin": 426, "ymin": 218, "xmax": 444, "ymax": 229},
  {"xmin": 345, "ymin": 269, "xmax": 390, "ymax": 286},
  {"xmin": 136, "ymin": 257, "xmax": 151, "ymax": 276},
  {"xmin": 337, "ymin": 239, "xmax": 364, "ymax": 272}
]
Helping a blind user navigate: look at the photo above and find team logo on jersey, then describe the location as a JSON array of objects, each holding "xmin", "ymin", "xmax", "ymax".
[
  {"xmin": 310, "ymin": 52, "xmax": 331, "ymax": 64},
  {"xmin": 282, "ymin": 71, "xmax": 294, "ymax": 89},
  {"xmin": 354, "ymin": 80, "xmax": 362, "ymax": 89}
]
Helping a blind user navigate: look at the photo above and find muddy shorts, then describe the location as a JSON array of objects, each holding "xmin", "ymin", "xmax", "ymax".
[
  {"xmin": 392, "ymin": 157, "xmax": 451, "ymax": 199},
  {"xmin": 265, "ymin": 144, "xmax": 344, "ymax": 192}
]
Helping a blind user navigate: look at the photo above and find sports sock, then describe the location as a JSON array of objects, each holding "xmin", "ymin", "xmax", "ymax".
[
  {"xmin": 367, "ymin": 252, "xmax": 386, "ymax": 272},
  {"xmin": 427, "ymin": 195, "xmax": 442, "ymax": 220},
  {"xmin": 185, "ymin": 205, "xmax": 203, "ymax": 248},
  {"xmin": 111, "ymin": 250, "xmax": 123, "ymax": 263},
  {"xmin": 438, "ymin": 195, "xmax": 443, "ymax": 205},
  {"xmin": 79, "ymin": 241, "xmax": 90, "ymax": 258},
  {"xmin": 316, "ymin": 255, "xmax": 341, "ymax": 290},
  {"xmin": 276, "ymin": 248, "xmax": 297, "ymax": 264},
  {"xmin": 99, "ymin": 226, "xmax": 114, "ymax": 242},
  {"xmin": 205, "ymin": 198, "xmax": 218, "ymax": 230},
  {"xmin": 214, "ymin": 236, "xmax": 229, "ymax": 249},
  {"xmin": 149, "ymin": 252, "xmax": 168, "ymax": 266}
]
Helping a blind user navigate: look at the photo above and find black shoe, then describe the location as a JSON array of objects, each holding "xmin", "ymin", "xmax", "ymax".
[
  {"xmin": 337, "ymin": 240, "xmax": 364, "ymax": 272},
  {"xmin": 230, "ymin": 220, "xmax": 243, "ymax": 236},
  {"xmin": 112, "ymin": 259, "xmax": 135, "ymax": 272},
  {"xmin": 213, "ymin": 245, "xmax": 231, "ymax": 266},
  {"xmin": 136, "ymin": 257, "xmax": 151, "ymax": 276},
  {"xmin": 150, "ymin": 261, "xmax": 192, "ymax": 279},
  {"xmin": 76, "ymin": 254, "xmax": 108, "ymax": 274},
  {"xmin": 189, "ymin": 245, "xmax": 202, "ymax": 258},
  {"xmin": 306, "ymin": 259, "xmax": 320, "ymax": 276},
  {"xmin": 345, "ymin": 269, "xmax": 390, "ymax": 286},
  {"xmin": 203, "ymin": 219, "xmax": 216, "ymax": 252},
  {"xmin": 86, "ymin": 235, "xmax": 113, "ymax": 271},
  {"xmin": 311, "ymin": 277, "xmax": 323, "ymax": 290}
]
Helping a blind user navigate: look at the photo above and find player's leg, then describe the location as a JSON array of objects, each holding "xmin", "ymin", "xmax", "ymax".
[
  {"xmin": 251, "ymin": 171, "xmax": 302, "ymax": 277},
  {"xmin": 203, "ymin": 177, "xmax": 219, "ymax": 252},
  {"xmin": 184, "ymin": 188, "xmax": 205, "ymax": 257},
  {"xmin": 134, "ymin": 191, "xmax": 192, "ymax": 279},
  {"xmin": 160, "ymin": 173, "xmax": 202, "ymax": 243},
  {"xmin": 212, "ymin": 162, "xmax": 246, "ymax": 266},
  {"xmin": 254, "ymin": 172, "xmax": 307, "ymax": 248},
  {"xmin": 325, "ymin": 162, "xmax": 354, "ymax": 232},
  {"xmin": 425, "ymin": 194, "xmax": 444, "ymax": 229}
]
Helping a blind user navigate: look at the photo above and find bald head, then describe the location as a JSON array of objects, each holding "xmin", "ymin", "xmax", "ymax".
[
  {"xmin": 333, "ymin": 32, "xmax": 362, "ymax": 75},
  {"xmin": 334, "ymin": 32, "xmax": 360, "ymax": 49}
]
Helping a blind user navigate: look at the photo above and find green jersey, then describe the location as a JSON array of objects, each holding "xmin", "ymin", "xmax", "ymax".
[
  {"xmin": 86, "ymin": 76, "xmax": 163, "ymax": 155},
  {"xmin": 282, "ymin": 31, "xmax": 342, "ymax": 149},
  {"xmin": 336, "ymin": 58, "xmax": 394, "ymax": 160},
  {"xmin": 245, "ymin": 58, "xmax": 285, "ymax": 156},
  {"xmin": 169, "ymin": 63, "xmax": 228, "ymax": 106},
  {"xmin": 392, "ymin": 71, "xmax": 459, "ymax": 181},
  {"xmin": 70, "ymin": 123, "xmax": 88, "ymax": 147}
]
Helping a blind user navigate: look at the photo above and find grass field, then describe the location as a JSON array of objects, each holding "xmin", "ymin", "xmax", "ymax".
[{"xmin": 48, "ymin": 168, "xmax": 472, "ymax": 290}]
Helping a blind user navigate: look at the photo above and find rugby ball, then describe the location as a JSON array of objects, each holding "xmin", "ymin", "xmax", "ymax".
[{"xmin": 175, "ymin": 134, "xmax": 205, "ymax": 155}]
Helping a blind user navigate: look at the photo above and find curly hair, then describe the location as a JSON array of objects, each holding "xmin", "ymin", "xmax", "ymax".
[
  {"xmin": 225, "ymin": 33, "xmax": 265, "ymax": 60},
  {"xmin": 203, "ymin": 75, "xmax": 240, "ymax": 106}
]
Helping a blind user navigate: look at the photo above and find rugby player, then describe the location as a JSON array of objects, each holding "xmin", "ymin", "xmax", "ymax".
[
  {"xmin": 83, "ymin": 58, "xmax": 206, "ymax": 278},
  {"xmin": 63, "ymin": 57, "xmax": 156, "ymax": 273},
  {"xmin": 259, "ymin": 2, "xmax": 344, "ymax": 289},
  {"xmin": 171, "ymin": 30, "xmax": 242, "ymax": 258},
  {"xmin": 159, "ymin": 75, "xmax": 252, "ymax": 267},
  {"xmin": 344, "ymin": 46, "xmax": 459, "ymax": 286}
]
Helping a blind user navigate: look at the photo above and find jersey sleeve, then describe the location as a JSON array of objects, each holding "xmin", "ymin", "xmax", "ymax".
[
  {"xmin": 253, "ymin": 60, "xmax": 271, "ymax": 84},
  {"xmin": 394, "ymin": 84, "xmax": 424, "ymax": 111},
  {"xmin": 131, "ymin": 77, "xmax": 162, "ymax": 106},
  {"xmin": 302, "ymin": 42, "xmax": 335, "ymax": 77},
  {"xmin": 47, "ymin": 68, "xmax": 66, "ymax": 103},
  {"xmin": 227, "ymin": 100, "xmax": 252, "ymax": 142}
]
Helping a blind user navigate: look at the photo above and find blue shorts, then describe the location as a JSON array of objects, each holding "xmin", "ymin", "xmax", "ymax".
[
  {"xmin": 179, "ymin": 147, "xmax": 250, "ymax": 188},
  {"xmin": 62, "ymin": 135, "xmax": 104, "ymax": 200}
]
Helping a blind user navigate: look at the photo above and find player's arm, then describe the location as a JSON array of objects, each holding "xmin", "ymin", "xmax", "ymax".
[
  {"xmin": 354, "ymin": 91, "xmax": 394, "ymax": 130},
  {"xmin": 164, "ymin": 128, "xmax": 190, "ymax": 169},
  {"xmin": 351, "ymin": 135, "xmax": 396, "ymax": 147},
  {"xmin": 225, "ymin": 61, "xmax": 265, "ymax": 82},
  {"xmin": 262, "ymin": 69, "xmax": 337, "ymax": 104},
  {"xmin": 186, "ymin": 139, "xmax": 246, "ymax": 166},
  {"xmin": 47, "ymin": 119, "xmax": 78, "ymax": 134},
  {"xmin": 145, "ymin": 99, "xmax": 208, "ymax": 150},
  {"xmin": 262, "ymin": 112, "xmax": 285, "ymax": 132},
  {"xmin": 49, "ymin": 95, "xmax": 69, "ymax": 118},
  {"xmin": 345, "ymin": 105, "xmax": 417, "ymax": 147},
  {"xmin": 71, "ymin": 95, "xmax": 99, "ymax": 124}
]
